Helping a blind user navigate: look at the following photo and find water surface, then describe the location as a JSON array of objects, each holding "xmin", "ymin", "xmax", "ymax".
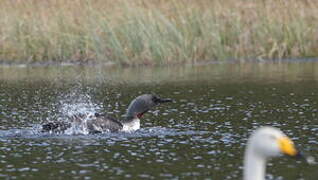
[{"xmin": 0, "ymin": 62, "xmax": 317, "ymax": 179}]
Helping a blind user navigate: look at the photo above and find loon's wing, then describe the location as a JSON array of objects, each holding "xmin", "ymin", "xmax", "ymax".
[
  {"xmin": 87, "ymin": 115, "xmax": 123, "ymax": 133},
  {"xmin": 41, "ymin": 121, "xmax": 71, "ymax": 133},
  {"xmin": 41, "ymin": 113, "xmax": 87, "ymax": 133},
  {"xmin": 41, "ymin": 113, "xmax": 123, "ymax": 134}
]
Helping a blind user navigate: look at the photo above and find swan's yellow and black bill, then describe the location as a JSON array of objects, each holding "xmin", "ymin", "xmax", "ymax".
[{"xmin": 278, "ymin": 136, "xmax": 300, "ymax": 157}]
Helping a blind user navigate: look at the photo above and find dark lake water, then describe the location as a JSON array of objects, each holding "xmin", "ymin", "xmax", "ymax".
[{"xmin": 0, "ymin": 62, "xmax": 317, "ymax": 179}]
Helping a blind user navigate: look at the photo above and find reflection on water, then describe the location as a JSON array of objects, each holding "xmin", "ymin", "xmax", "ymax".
[
  {"xmin": 1, "ymin": 61, "xmax": 318, "ymax": 83},
  {"xmin": 0, "ymin": 62, "xmax": 318, "ymax": 179}
]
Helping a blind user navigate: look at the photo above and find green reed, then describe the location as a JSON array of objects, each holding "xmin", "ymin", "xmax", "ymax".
[{"xmin": 0, "ymin": 0, "xmax": 317, "ymax": 65}]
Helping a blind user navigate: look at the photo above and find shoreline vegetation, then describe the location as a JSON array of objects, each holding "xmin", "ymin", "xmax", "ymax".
[{"xmin": 0, "ymin": 0, "xmax": 318, "ymax": 66}]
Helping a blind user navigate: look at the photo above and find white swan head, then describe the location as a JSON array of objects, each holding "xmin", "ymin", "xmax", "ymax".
[
  {"xmin": 247, "ymin": 126, "xmax": 299, "ymax": 158},
  {"xmin": 244, "ymin": 126, "xmax": 301, "ymax": 180}
]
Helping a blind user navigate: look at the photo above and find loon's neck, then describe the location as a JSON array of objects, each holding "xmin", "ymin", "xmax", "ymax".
[{"xmin": 121, "ymin": 117, "xmax": 140, "ymax": 132}]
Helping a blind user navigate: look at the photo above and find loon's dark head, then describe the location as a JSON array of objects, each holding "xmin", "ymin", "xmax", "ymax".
[{"xmin": 126, "ymin": 94, "xmax": 172, "ymax": 119}]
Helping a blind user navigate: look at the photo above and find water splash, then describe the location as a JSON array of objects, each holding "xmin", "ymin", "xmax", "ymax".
[
  {"xmin": 58, "ymin": 88, "xmax": 101, "ymax": 116},
  {"xmin": 52, "ymin": 87, "xmax": 103, "ymax": 135},
  {"xmin": 305, "ymin": 156, "xmax": 316, "ymax": 165}
]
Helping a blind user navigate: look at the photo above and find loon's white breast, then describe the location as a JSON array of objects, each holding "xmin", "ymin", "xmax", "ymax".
[{"xmin": 122, "ymin": 118, "xmax": 140, "ymax": 132}]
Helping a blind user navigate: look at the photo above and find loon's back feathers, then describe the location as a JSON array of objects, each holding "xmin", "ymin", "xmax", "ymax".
[
  {"xmin": 87, "ymin": 115, "xmax": 123, "ymax": 133},
  {"xmin": 41, "ymin": 121, "xmax": 71, "ymax": 133},
  {"xmin": 42, "ymin": 113, "xmax": 123, "ymax": 133}
]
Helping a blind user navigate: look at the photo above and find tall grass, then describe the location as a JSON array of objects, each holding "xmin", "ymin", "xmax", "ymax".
[{"xmin": 0, "ymin": 0, "xmax": 317, "ymax": 65}]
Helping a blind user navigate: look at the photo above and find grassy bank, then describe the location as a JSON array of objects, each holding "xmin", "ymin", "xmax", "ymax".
[{"xmin": 0, "ymin": 0, "xmax": 317, "ymax": 65}]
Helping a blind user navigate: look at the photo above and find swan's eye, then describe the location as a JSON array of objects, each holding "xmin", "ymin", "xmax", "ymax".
[{"xmin": 269, "ymin": 135, "xmax": 277, "ymax": 140}]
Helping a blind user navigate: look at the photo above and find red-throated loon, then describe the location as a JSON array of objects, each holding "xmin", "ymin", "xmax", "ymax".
[{"xmin": 41, "ymin": 94, "xmax": 172, "ymax": 133}]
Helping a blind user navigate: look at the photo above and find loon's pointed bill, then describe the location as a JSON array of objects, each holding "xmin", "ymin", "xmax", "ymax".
[{"xmin": 153, "ymin": 96, "xmax": 173, "ymax": 103}]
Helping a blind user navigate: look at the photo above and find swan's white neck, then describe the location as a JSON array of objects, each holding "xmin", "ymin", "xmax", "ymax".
[
  {"xmin": 244, "ymin": 146, "xmax": 266, "ymax": 180},
  {"xmin": 122, "ymin": 118, "xmax": 140, "ymax": 132}
]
